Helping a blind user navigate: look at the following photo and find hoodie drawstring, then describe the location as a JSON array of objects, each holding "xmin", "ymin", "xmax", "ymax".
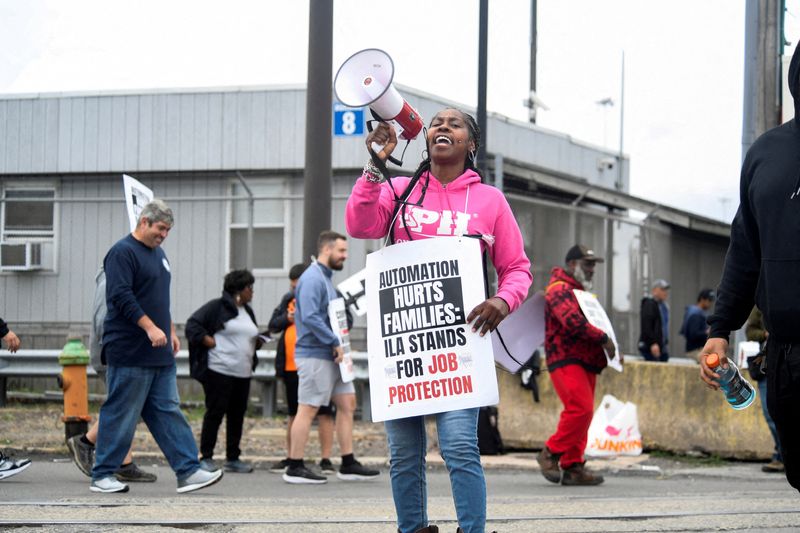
[{"xmin": 791, "ymin": 168, "xmax": 800, "ymax": 199}]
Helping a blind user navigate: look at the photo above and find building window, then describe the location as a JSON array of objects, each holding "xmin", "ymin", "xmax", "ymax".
[
  {"xmin": 0, "ymin": 187, "xmax": 56, "ymax": 271},
  {"xmin": 229, "ymin": 179, "xmax": 287, "ymax": 271}
]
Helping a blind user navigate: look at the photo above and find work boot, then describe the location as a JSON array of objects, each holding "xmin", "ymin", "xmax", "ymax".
[
  {"xmin": 561, "ymin": 462, "xmax": 604, "ymax": 486},
  {"xmin": 762, "ymin": 460, "xmax": 785, "ymax": 473},
  {"xmin": 407, "ymin": 526, "xmax": 438, "ymax": 533},
  {"xmin": 536, "ymin": 446, "xmax": 562, "ymax": 483}
]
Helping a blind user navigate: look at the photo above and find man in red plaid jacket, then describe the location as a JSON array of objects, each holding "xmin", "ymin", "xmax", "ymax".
[{"xmin": 536, "ymin": 244, "xmax": 619, "ymax": 486}]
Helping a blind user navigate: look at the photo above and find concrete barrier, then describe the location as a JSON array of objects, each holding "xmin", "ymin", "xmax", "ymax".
[{"xmin": 498, "ymin": 359, "xmax": 774, "ymax": 459}]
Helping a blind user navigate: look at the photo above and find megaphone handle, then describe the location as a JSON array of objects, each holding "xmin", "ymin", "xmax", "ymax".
[{"xmin": 366, "ymin": 120, "xmax": 404, "ymax": 167}]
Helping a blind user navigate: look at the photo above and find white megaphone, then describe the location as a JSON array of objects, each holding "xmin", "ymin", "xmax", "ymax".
[{"xmin": 334, "ymin": 48, "xmax": 424, "ymax": 142}]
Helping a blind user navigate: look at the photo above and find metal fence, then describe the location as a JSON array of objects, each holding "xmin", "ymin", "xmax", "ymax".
[{"xmin": 0, "ymin": 349, "xmax": 372, "ymax": 420}]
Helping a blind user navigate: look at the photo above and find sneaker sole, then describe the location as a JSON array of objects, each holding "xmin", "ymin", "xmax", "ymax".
[
  {"xmin": 176, "ymin": 470, "xmax": 224, "ymax": 494},
  {"xmin": 282, "ymin": 473, "xmax": 327, "ymax": 484},
  {"xmin": 269, "ymin": 468, "xmax": 288, "ymax": 474},
  {"xmin": 336, "ymin": 472, "xmax": 380, "ymax": 481},
  {"xmin": 115, "ymin": 474, "xmax": 158, "ymax": 483},
  {"xmin": 0, "ymin": 461, "xmax": 31, "ymax": 480},
  {"xmin": 90, "ymin": 482, "xmax": 129, "ymax": 493},
  {"xmin": 66, "ymin": 438, "xmax": 93, "ymax": 478}
]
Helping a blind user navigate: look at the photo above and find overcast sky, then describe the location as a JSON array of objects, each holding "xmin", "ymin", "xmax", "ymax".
[{"xmin": 1, "ymin": 0, "xmax": 799, "ymax": 222}]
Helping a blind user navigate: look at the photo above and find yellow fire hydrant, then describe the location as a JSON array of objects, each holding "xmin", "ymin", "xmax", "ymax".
[{"xmin": 58, "ymin": 337, "xmax": 91, "ymax": 440}]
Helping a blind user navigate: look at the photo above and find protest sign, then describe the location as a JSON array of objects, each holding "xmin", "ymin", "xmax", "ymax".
[
  {"xmin": 365, "ymin": 237, "xmax": 498, "ymax": 422},
  {"xmin": 328, "ymin": 297, "xmax": 355, "ymax": 383},
  {"xmin": 338, "ymin": 268, "xmax": 368, "ymax": 317},
  {"xmin": 123, "ymin": 174, "xmax": 154, "ymax": 232},
  {"xmin": 491, "ymin": 292, "xmax": 545, "ymax": 373},
  {"xmin": 573, "ymin": 289, "xmax": 623, "ymax": 372}
]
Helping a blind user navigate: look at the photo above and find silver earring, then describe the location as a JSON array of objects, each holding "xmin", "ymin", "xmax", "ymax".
[{"xmin": 469, "ymin": 149, "xmax": 476, "ymax": 163}]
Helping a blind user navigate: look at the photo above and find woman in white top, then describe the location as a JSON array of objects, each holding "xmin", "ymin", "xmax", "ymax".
[{"xmin": 186, "ymin": 270, "xmax": 261, "ymax": 474}]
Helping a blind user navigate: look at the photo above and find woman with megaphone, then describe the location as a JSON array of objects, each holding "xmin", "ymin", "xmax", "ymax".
[{"xmin": 345, "ymin": 109, "xmax": 532, "ymax": 533}]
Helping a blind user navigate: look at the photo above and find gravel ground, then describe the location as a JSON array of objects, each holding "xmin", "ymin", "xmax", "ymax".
[
  {"xmin": 0, "ymin": 401, "xmax": 747, "ymax": 474},
  {"xmin": 0, "ymin": 401, "xmax": 392, "ymax": 463}
]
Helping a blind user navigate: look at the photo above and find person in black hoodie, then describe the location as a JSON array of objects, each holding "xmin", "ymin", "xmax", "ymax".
[
  {"xmin": 699, "ymin": 42, "xmax": 800, "ymax": 492},
  {"xmin": 638, "ymin": 279, "xmax": 671, "ymax": 362},
  {"xmin": 186, "ymin": 270, "xmax": 261, "ymax": 474}
]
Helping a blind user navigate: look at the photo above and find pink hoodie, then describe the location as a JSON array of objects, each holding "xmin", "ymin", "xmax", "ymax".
[{"xmin": 345, "ymin": 169, "xmax": 532, "ymax": 312}]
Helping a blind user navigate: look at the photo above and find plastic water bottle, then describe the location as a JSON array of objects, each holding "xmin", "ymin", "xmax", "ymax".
[{"xmin": 706, "ymin": 353, "xmax": 757, "ymax": 410}]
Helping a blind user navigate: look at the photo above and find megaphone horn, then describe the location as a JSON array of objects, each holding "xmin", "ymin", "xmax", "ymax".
[{"xmin": 334, "ymin": 48, "xmax": 424, "ymax": 142}]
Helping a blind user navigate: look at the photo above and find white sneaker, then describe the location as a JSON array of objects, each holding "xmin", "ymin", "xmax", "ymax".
[
  {"xmin": 0, "ymin": 453, "xmax": 31, "ymax": 480},
  {"xmin": 176, "ymin": 468, "xmax": 223, "ymax": 493},
  {"xmin": 90, "ymin": 476, "xmax": 129, "ymax": 493}
]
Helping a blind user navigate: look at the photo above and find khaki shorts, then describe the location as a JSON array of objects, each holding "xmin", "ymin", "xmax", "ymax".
[{"xmin": 295, "ymin": 357, "xmax": 355, "ymax": 407}]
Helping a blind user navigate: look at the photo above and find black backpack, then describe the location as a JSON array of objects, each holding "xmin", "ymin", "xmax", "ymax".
[
  {"xmin": 519, "ymin": 350, "xmax": 542, "ymax": 403},
  {"xmin": 477, "ymin": 406, "xmax": 504, "ymax": 455}
]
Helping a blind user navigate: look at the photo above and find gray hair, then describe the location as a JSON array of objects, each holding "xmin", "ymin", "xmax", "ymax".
[{"xmin": 139, "ymin": 199, "xmax": 174, "ymax": 227}]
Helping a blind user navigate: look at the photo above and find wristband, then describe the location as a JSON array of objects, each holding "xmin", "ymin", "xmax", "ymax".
[{"xmin": 364, "ymin": 159, "xmax": 386, "ymax": 183}]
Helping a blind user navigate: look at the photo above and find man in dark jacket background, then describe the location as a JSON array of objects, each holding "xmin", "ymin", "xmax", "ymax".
[
  {"xmin": 638, "ymin": 279, "xmax": 671, "ymax": 362},
  {"xmin": 679, "ymin": 288, "xmax": 715, "ymax": 360},
  {"xmin": 266, "ymin": 263, "xmax": 337, "ymax": 475},
  {"xmin": 700, "ymin": 41, "xmax": 800, "ymax": 493},
  {"xmin": 537, "ymin": 244, "xmax": 618, "ymax": 486}
]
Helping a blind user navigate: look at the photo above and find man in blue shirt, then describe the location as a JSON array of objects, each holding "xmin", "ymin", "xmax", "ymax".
[
  {"xmin": 91, "ymin": 200, "xmax": 222, "ymax": 494},
  {"xmin": 679, "ymin": 288, "xmax": 715, "ymax": 360},
  {"xmin": 284, "ymin": 230, "xmax": 379, "ymax": 484}
]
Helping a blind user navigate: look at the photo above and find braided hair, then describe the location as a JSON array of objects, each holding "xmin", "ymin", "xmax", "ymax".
[{"xmin": 390, "ymin": 108, "xmax": 483, "ymax": 243}]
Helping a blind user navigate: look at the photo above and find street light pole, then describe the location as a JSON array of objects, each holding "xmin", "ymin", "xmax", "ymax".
[{"xmin": 617, "ymin": 51, "xmax": 625, "ymax": 191}]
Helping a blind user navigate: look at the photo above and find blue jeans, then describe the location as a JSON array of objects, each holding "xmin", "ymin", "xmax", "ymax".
[
  {"xmin": 92, "ymin": 364, "xmax": 200, "ymax": 481},
  {"xmin": 758, "ymin": 378, "xmax": 782, "ymax": 462},
  {"xmin": 385, "ymin": 408, "xmax": 486, "ymax": 533}
]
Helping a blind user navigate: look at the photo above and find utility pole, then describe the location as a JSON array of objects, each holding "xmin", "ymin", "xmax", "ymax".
[
  {"xmin": 476, "ymin": 0, "xmax": 489, "ymax": 180},
  {"xmin": 302, "ymin": 0, "xmax": 334, "ymax": 261},
  {"xmin": 529, "ymin": 0, "xmax": 537, "ymax": 124},
  {"xmin": 742, "ymin": 0, "xmax": 784, "ymax": 158}
]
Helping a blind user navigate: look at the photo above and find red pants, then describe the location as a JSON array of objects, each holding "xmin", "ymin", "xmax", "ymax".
[{"xmin": 545, "ymin": 364, "xmax": 596, "ymax": 468}]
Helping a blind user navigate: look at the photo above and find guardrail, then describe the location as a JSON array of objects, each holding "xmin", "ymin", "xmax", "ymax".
[{"xmin": 0, "ymin": 350, "xmax": 372, "ymax": 420}]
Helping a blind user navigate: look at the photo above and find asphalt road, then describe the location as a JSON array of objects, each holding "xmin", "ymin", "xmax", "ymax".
[{"xmin": 0, "ymin": 455, "xmax": 798, "ymax": 532}]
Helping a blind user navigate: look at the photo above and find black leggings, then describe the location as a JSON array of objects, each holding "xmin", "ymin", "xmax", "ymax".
[{"xmin": 200, "ymin": 369, "xmax": 251, "ymax": 461}]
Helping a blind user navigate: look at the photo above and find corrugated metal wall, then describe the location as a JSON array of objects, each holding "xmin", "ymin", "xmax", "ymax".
[
  {"xmin": 0, "ymin": 172, "xmax": 369, "ymax": 333},
  {"xmin": 0, "ymin": 86, "xmax": 627, "ymax": 191}
]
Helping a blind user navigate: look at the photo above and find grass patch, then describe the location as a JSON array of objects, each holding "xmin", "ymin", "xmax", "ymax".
[
  {"xmin": 649, "ymin": 449, "xmax": 727, "ymax": 466},
  {"xmin": 181, "ymin": 406, "xmax": 206, "ymax": 422}
]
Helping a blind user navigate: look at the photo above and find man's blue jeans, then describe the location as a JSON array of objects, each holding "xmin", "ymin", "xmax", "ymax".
[
  {"xmin": 758, "ymin": 378, "xmax": 782, "ymax": 462},
  {"xmin": 92, "ymin": 364, "xmax": 200, "ymax": 481},
  {"xmin": 385, "ymin": 407, "xmax": 486, "ymax": 533}
]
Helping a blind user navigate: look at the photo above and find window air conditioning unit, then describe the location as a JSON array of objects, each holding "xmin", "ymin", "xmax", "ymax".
[{"xmin": 0, "ymin": 241, "xmax": 47, "ymax": 271}]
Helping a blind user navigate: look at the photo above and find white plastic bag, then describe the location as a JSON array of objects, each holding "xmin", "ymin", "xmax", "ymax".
[{"xmin": 584, "ymin": 394, "xmax": 643, "ymax": 457}]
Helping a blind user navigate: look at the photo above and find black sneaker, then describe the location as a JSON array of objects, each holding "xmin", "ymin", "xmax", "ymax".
[
  {"xmin": 115, "ymin": 462, "xmax": 157, "ymax": 482},
  {"xmin": 269, "ymin": 458, "xmax": 289, "ymax": 474},
  {"xmin": 337, "ymin": 460, "xmax": 379, "ymax": 481},
  {"xmin": 66, "ymin": 435, "xmax": 94, "ymax": 478},
  {"xmin": 319, "ymin": 458, "xmax": 336, "ymax": 475},
  {"xmin": 283, "ymin": 464, "xmax": 327, "ymax": 484}
]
